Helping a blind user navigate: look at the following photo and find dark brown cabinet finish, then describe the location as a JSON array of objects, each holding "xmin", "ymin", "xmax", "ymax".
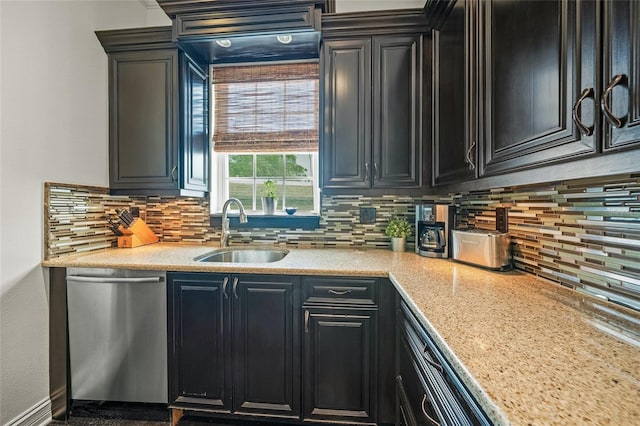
[
  {"xmin": 602, "ymin": 0, "xmax": 640, "ymax": 150},
  {"xmin": 302, "ymin": 308, "xmax": 377, "ymax": 423},
  {"xmin": 373, "ymin": 35, "xmax": 423, "ymax": 188},
  {"xmin": 109, "ymin": 49, "xmax": 180, "ymax": 193},
  {"xmin": 232, "ymin": 275, "xmax": 300, "ymax": 418},
  {"xmin": 432, "ymin": 0, "xmax": 476, "ymax": 186},
  {"xmin": 320, "ymin": 11, "xmax": 429, "ymax": 194},
  {"xmin": 321, "ymin": 38, "xmax": 372, "ymax": 189},
  {"xmin": 180, "ymin": 54, "xmax": 209, "ymax": 195},
  {"xmin": 97, "ymin": 27, "xmax": 210, "ymax": 197},
  {"xmin": 479, "ymin": 0, "xmax": 597, "ymax": 176},
  {"xmin": 168, "ymin": 273, "xmax": 231, "ymax": 411},
  {"xmin": 168, "ymin": 273, "xmax": 299, "ymax": 418}
]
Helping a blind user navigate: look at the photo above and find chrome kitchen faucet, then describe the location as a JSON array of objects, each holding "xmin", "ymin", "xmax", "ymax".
[{"xmin": 220, "ymin": 198, "xmax": 248, "ymax": 247}]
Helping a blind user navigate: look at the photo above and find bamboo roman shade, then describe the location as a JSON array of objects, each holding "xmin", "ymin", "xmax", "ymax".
[{"xmin": 212, "ymin": 62, "xmax": 319, "ymax": 153}]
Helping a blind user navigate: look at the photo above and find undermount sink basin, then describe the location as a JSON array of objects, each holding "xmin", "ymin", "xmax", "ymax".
[{"xmin": 195, "ymin": 248, "xmax": 289, "ymax": 263}]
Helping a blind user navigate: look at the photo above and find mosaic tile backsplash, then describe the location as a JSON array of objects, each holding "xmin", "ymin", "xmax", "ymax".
[{"xmin": 45, "ymin": 173, "xmax": 640, "ymax": 311}]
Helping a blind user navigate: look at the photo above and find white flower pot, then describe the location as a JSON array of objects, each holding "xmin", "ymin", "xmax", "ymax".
[{"xmin": 390, "ymin": 237, "xmax": 406, "ymax": 252}]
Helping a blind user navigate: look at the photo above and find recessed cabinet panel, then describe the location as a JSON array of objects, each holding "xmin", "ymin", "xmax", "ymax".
[
  {"xmin": 111, "ymin": 51, "xmax": 178, "ymax": 189},
  {"xmin": 373, "ymin": 35, "xmax": 422, "ymax": 188},
  {"xmin": 168, "ymin": 273, "xmax": 231, "ymax": 411},
  {"xmin": 181, "ymin": 55, "xmax": 209, "ymax": 193},
  {"xmin": 232, "ymin": 276, "xmax": 299, "ymax": 417},
  {"xmin": 480, "ymin": 0, "xmax": 597, "ymax": 175},
  {"xmin": 303, "ymin": 309, "xmax": 376, "ymax": 423},
  {"xmin": 602, "ymin": 0, "xmax": 640, "ymax": 150},
  {"xmin": 432, "ymin": 0, "xmax": 476, "ymax": 186},
  {"xmin": 321, "ymin": 39, "xmax": 372, "ymax": 188}
]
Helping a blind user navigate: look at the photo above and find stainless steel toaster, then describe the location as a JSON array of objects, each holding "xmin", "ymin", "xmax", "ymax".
[{"xmin": 451, "ymin": 230, "xmax": 512, "ymax": 270}]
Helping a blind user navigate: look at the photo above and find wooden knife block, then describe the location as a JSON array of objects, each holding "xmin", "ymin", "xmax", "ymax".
[{"xmin": 117, "ymin": 218, "xmax": 159, "ymax": 248}]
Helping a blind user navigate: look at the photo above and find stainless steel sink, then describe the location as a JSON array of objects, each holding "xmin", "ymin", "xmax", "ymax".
[{"xmin": 194, "ymin": 248, "xmax": 289, "ymax": 263}]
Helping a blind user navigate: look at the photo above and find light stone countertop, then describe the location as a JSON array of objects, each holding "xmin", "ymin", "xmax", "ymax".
[{"xmin": 43, "ymin": 243, "xmax": 640, "ymax": 426}]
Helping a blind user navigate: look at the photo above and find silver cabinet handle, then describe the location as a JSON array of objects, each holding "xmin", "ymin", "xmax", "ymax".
[
  {"xmin": 421, "ymin": 394, "xmax": 440, "ymax": 426},
  {"xmin": 328, "ymin": 289, "xmax": 351, "ymax": 295},
  {"xmin": 66, "ymin": 275, "xmax": 162, "ymax": 283},
  {"xmin": 423, "ymin": 344, "xmax": 444, "ymax": 373},
  {"xmin": 171, "ymin": 165, "xmax": 178, "ymax": 182},
  {"xmin": 364, "ymin": 162, "xmax": 370, "ymax": 181},
  {"xmin": 572, "ymin": 87, "xmax": 595, "ymax": 136},
  {"xmin": 304, "ymin": 310, "xmax": 310, "ymax": 333},
  {"xmin": 466, "ymin": 140, "xmax": 476, "ymax": 171},
  {"xmin": 232, "ymin": 277, "xmax": 239, "ymax": 299},
  {"xmin": 222, "ymin": 277, "xmax": 229, "ymax": 299},
  {"xmin": 601, "ymin": 74, "xmax": 627, "ymax": 128},
  {"xmin": 373, "ymin": 162, "xmax": 378, "ymax": 181}
]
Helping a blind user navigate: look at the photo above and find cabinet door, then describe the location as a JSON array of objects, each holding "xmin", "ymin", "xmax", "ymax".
[
  {"xmin": 321, "ymin": 39, "xmax": 372, "ymax": 189},
  {"xmin": 432, "ymin": 0, "xmax": 477, "ymax": 186},
  {"xmin": 372, "ymin": 35, "xmax": 423, "ymax": 188},
  {"xmin": 602, "ymin": 0, "xmax": 640, "ymax": 150},
  {"xmin": 180, "ymin": 53, "xmax": 210, "ymax": 194},
  {"xmin": 479, "ymin": 0, "xmax": 597, "ymax": 176},
  {"xmin": 168, "ymin": 273, "xmax": 231, "ymax": 411},
  {"xmin": 232, "ymin": 275, "xmax": 300, "ymax": 417},
  {"xmin": 109, "ymin": 50, "xmax": 179, "ymax": 193},
  {"xmin": 303, "ymin": 308, "xmax": 377, "ymax": 423}
]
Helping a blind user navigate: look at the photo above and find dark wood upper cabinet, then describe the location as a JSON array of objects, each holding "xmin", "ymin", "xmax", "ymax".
[
  {"xmin": 321, "ymin": 38, "xmax": 372, "ymax": 189},
  {"xmin": 180, "ymin": 54, "xmax": 209, "ymax": 194},
  {"xmin": 97, "ymin": 27, "xmax": 210, "ymax": 197},
  {"xmin": 432, "ymin": 0, "xmax": 477, "ymax": 186},
  {"xmin": 373, "ymin": 35, "xmax": 423, "ymax": 188},
  {"xmin": 602, "ymin": 0, "xmax": 640, "ymax": 150},
  {"xmin": 479, "ymin": 0, "xmax": 597, "ymax": 176},
  {"xmin": 320, "ymin": 11, "xmax": 429, "ymax": 194}
]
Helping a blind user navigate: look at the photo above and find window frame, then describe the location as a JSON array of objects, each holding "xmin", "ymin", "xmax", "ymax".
[{"xmin": 210, "ymin": 151, "xmax": 320, "ymax": 215}]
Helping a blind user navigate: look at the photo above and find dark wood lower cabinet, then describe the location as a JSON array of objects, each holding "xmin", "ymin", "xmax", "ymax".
[
  {"xmin": 302, "ymin": 308, "xmax": 377, "ymax": 423},
  {"xmin": 232, "ymin": 275, "xmax": 300, "ymax": 418},
  {"xmin": 168, "ymin": 273, "xmax": 299, "ymax": 418}
]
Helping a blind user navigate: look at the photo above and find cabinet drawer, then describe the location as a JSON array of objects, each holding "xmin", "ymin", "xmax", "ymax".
[
  {"xmin": 302, "ymin": 276, "xmax": 377, "ymax": 306},
  {"xmin": 399, "ymin": 301, "xmax": 492, "ymax": 425}
]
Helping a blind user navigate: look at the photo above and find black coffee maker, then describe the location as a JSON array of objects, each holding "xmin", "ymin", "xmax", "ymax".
[{"xmin": 415, "ymin": 204, "xmax": 455, "ymax": 258}]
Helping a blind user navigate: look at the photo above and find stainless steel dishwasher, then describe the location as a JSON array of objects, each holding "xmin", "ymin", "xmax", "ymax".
[{"xmin": 66, "ymin": 268, "xmax": 167, "ymax": 403}]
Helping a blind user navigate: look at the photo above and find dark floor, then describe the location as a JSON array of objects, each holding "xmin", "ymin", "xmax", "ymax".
[{"xmin": 49, "ymin": 402, "xmax": 290, "ymax": 426}]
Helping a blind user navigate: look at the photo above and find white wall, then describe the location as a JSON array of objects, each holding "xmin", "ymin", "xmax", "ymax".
[
  {"xmin": 336, "ymin": 0, "xmax": 426, "ymax": 13},
  {"xmin": 0, "ymin": 1, "xmax": 169, "ymax": 424}
]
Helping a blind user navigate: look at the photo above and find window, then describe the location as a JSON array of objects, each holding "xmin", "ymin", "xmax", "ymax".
[
  {"xmin": 213, "ymin": 153, "xmax": 319, "ymax": 213},
  {"xmin": 211, "ymin": 62, "xmax": 319, "ymax": 214}
]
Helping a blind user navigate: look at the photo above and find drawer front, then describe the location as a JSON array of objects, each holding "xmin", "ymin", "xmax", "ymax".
[
  {"xmin": 302, "ymin": 276, "xmax": 377, "ymax": 306},
  {"xmin": 397, "ymin": 329, "xmax": 441, "ymax": 426}
]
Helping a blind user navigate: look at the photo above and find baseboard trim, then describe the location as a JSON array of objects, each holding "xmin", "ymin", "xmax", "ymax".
[{"xmin": 4, "ymin": 397, "xmax": 51, "ymax": 426}]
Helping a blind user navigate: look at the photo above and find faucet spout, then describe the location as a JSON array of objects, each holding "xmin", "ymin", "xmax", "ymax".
[{"xmin": 220, "ymin": 198, "xmax": 248, "ymax": 247}]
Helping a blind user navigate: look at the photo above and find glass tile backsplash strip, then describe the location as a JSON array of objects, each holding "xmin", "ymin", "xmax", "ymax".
[{"xmin": 454, "ymin": 173, "xmax": 640, "ymax": 311}]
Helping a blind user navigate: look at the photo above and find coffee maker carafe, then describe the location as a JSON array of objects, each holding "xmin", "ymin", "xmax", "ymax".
[{"xmin": 415, "ymin": 204, "xmax": 455, "ymax": 258}]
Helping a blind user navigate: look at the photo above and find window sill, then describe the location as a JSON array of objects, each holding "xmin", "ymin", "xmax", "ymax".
[{"xmin": 210, "ymin": 213, "xmax": 321, "ymax": 230}]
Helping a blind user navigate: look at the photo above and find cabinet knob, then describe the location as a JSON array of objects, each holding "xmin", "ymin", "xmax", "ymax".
[
  {"xmin": 373, "ymin": 162, "xmax": 378, "ymax": 181},
  {"xmin": 364, "ymin": 162, "xmax": 370, "ymax": 181},
  {"xmin": 304, "ymin": 310, "xmax": 310, "ymax": 334},
  {"xmin": 601, "ymin": 74, "xmax": 627, "ymax": 128},
  {"xmin": 171, "ymin": 165, "xmax": 178, "ymax": 182},
  {"xmin": 572, "ymin": 87, "xmax": 595, "ymax": 136}
]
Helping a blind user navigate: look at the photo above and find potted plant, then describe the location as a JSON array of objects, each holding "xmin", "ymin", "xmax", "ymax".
[
  {"xmin": 385, "ymin": 216, "xmax": 412, "ymax": 252},
  {"xmin": 261, "ymin": 180, "xmax": 278, "ymax": 215}
]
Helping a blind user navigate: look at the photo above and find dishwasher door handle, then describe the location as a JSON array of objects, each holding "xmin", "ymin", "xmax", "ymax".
[{"xmin": 66, "ymin": 276, "xmax": 163, "ymax": 283}]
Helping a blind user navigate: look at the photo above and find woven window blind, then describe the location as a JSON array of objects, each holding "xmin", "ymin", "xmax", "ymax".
[{"xmin": 212, "ymin": 63, "xmax": 319, "ymax": 153}]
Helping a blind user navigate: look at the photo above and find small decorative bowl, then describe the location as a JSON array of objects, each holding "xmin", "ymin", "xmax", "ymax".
[{"xmin": 285, "ymin": 207, "xmax": 297, "ymax": 215}]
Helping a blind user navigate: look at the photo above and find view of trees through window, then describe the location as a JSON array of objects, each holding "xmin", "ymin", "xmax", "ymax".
[{"xmin": 227, "ymin": 153, "xmax": 316, "ymax": 211}]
